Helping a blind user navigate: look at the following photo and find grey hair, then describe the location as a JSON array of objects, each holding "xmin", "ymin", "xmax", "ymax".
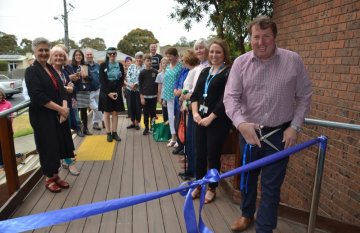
[
  {"xmin": 193, "ymin": 38, "xmax": 209, "ymax": 50},
  {"xmin": 32, "ymin": 37, "xmax": 50, "ymax": 52}
]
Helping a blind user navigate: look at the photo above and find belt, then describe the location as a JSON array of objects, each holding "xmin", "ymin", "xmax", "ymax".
[{"xmin": 261, "ymin": 121, "xmax": 291, "ymax": 131}]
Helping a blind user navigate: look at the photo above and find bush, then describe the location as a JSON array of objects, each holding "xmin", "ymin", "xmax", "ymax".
[{"xmin": 0, "ymin": 61, "xmax": 8, "ymax": 71}]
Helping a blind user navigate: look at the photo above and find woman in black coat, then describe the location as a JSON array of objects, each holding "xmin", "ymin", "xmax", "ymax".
[
  {"xmin": 25, "ymin": 37, "xmax": 75, "ymax": 193},
  {"xmin": 98, "ymin": 47, "xmax": 125, "ymax": 142}
]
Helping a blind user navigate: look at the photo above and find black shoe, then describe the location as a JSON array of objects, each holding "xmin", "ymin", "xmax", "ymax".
[
  {"xmin": 107, "ymin": 133, "xmax": 113, "ymax": 142},
  {"xmin": 127, "ymin": 124, "xmax": 135, "ymax": 129},
  {"xmin": 83, "ymin": 127, "xmax": 92, "ymax": 135},
  {"xmin": 143, "ymin": 129, "xmax": 149, "ymax": 135},
  {"xmin": 77, "ymin": 130, "xmax": 84, "ymax": 137},
  {"xmin": 135, "ymin": 125, "xmax": 140, "ymax": 130},
  {"xmin": 112, "ymin": 132, "xmax": 121, "ymax": 141},
  {"xmin": 92, "ymin": 123, "xmax": 101, "ymax": 130},
  {"xmin": 172, "ymin": 146, "xmax": 184, "ymax": 155}
]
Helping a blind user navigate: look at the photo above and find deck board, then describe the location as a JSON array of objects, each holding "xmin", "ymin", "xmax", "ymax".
[{"xmin": 11, "ymin": 115, "xmax": 328, "ymax": 233}]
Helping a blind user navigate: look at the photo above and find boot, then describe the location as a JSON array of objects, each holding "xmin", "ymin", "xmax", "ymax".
[
  {"xmin": 112, "ymin": 132, "xmax": 121, "ymax": 141},
  {"xmin": 83, "ymin": 126, "xmax": 92, "ymax": 135}
]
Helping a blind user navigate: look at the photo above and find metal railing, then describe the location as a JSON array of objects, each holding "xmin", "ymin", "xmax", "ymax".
[
  {"xmin": 304, "ymin": 118, "xmax": 359, "ymax": 233},
  {"xmin": 0, "ymin": 101, "xmax": 359, "ymax": 232}
]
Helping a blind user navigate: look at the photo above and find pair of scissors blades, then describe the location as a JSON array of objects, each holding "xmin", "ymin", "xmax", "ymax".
[{"xmin": 257, "ymin": 127, "xmax": 281, "ymax": 152}]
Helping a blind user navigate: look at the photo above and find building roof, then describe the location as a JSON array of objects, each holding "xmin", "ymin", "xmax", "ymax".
[
  {"xmin": 69, "ymin": 49, "xmax": 133, "ymax": 63},
  {"xmin": 0, "ymin": 55, "xmax": 27, "ymax": 61}
]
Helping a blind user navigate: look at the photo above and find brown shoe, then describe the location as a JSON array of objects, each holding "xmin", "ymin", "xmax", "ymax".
[
  {"xmin": 191, "ymin": 186, "xmax": 201, "ymax": 199},
  {"xmin": 230, "ymin": 216, "xmax": 254, "ymax": 232},
  {"xmin": 204, "ymin": 187, "xmax": 216, "ymax": 204}
]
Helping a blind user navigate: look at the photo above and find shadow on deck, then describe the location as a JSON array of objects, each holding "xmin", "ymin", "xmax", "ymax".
[{"xmin": 10, "ymin": 116, "xmax": 328, "ymax": 233}]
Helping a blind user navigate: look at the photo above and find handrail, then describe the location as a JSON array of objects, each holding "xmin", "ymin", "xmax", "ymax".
[
  {"xmin": 0, "ymin": 100, "xmax": 30, "ymax": 118},
  {"xmin": 305, "ymin": 118, "xmax": 360, "ymax": 131},
  {"xmin": 0, "ymin": 100, "xmax": 30, "ymax": 197}
]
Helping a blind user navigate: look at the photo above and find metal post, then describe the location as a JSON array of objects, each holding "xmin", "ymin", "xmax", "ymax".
[
  {"xmin": 63, "ymin": 0, "xmax": 69, "ymax": 51},
  {"xmin": 307, "ymin": 136, "xmax": 328, "ymax": 233}
]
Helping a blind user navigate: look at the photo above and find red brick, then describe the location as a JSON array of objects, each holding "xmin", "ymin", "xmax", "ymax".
[
  {"xmin": 329, "ymin": 40, "xmax": 345, "ymax": 49},
  {"xmin": 342, "ymin": 57, "xmax": 359, "ymax": 65}
]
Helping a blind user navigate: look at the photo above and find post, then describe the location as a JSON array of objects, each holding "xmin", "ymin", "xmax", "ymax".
[
  {"xmin": 63, "ymin": 0, "xmax": 69, "ymax": 50},
  {"xmin": 307, "ymin": 136, "xmax": 327, "ymax": 233}
]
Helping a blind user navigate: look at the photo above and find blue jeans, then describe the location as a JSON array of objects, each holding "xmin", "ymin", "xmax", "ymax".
[{"xmin": 239, "ymin": 128, "xmax": 289, "ymax": 233}]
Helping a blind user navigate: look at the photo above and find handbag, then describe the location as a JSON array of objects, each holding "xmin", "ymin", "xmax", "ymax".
[
  {"xmin": 178, "ymin": 112, "xmax": 186, "ymax": 144},
  {"xmin": 152, "ymin": 122, "xmax": 171, "ymax": 142}
]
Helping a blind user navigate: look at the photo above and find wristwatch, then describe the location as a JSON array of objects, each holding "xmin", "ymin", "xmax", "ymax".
[{"xmin": 290, "ymin": 125, "xmax": 301, "ymax": 133}]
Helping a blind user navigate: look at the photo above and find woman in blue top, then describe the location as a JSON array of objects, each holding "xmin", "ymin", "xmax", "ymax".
[
  {"xmin": 98, "ymin": 47, "xmax": 125, "ymax": 142},
  {"xmin": 163, "ymin": 48, "xmax": 182, "ymax": 147}
]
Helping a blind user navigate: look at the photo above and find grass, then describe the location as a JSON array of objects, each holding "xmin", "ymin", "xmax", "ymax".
[{"xmin": 12, "ymin": 113, "xmax": 33, "ymax": 138}]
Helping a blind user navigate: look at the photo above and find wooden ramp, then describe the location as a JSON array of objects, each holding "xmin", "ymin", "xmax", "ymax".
[{"xmin": 11, "ymin": 115, "xmax": 328, "ymax": 233}]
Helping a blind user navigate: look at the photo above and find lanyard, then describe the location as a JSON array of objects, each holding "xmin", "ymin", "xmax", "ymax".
[{"xmin": 203, "ymin": 63, "xmax": 225, "ymax": 99}]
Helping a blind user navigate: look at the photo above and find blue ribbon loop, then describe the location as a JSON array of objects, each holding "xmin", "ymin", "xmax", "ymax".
[{"xmin": 0, "ymin": 137, "xmax": 326, "ymax": 233}]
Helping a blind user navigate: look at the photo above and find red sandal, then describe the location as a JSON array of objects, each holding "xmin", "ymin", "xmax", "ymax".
[
  {"xmin": 45, "ymin": 178, "xmax": 61, "ymax": 193},
  {"xmin": 54, "ymin": 176, "xmax": 69, "ymax": 189}
]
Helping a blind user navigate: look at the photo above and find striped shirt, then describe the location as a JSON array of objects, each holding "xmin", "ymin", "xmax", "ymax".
[{"xmin": 223, "ymin": 47, "xmax": 312, "ymax": 128}]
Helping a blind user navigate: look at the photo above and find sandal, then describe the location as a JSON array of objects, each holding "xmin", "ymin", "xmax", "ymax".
[
  {"xmin": 204, "ymin": 188, "xmax": 216, "ymax": 204},
  {"xmin": 167, "ymin": 140, "xmax": 176, "ymax": 147},
  {"xmin": 45, "ymin": 178, "xmax": 61, "ymax": 193},
  {"xmin": 191, "ymin": 186, "xmax": 201, "ymax": 199},
  {"xmin": 54, "ymin": 176, "xmax": 69, "ymax": 189}
]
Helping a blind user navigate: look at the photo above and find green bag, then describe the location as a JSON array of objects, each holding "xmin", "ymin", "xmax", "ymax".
[{"xmin": 152, "ymin": 122, "xmax": 171, "ymax": 142}]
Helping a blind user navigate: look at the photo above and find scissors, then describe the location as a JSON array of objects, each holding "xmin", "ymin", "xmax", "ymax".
[{"xmin": 257, "ymin": 126, "xmax": 281, "ymax": 152}]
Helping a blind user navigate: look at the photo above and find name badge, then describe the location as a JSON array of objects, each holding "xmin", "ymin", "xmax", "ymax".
[{"xmin": 199, "ymin": 104, "xmax": 208, "ymax": 114}]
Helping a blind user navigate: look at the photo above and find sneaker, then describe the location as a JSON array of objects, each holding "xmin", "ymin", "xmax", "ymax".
[
  {"xmin": 112, "ymin": 132, "xmax": 121, "ymax": 141},
  {"xmin": 69, "ymin": 164, "xmax": 80, "ymax": 176},
  {"xmin": 107, "ymin": 133, "xmax": 113, "ymax": 142},
  {"xmin": 172, "ymin": 146, "xmax": 184, "ymax": 155},
  {"xmin": 167, "ymin": 140, "xmax": 176, "ymax": 147},
  {"xmin": 135, "ymin": 125, "xmax": 140, "ymax": 130},
  {"xmin": 77, "ymin": 130, "xmax": 84, "ymax": 137},
  {"xmin": 93, "ymin": 123, "xmax": 101, "ymax": 130},
  {"xmin": 127, "ymin": 124, "xmax": 135, "ymax": 129},
  {"xmin": 143, "ymin": 129, "xmax": 149, "ymax": 135}
]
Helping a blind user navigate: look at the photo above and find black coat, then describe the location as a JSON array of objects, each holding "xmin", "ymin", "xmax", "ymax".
[{"xmin": 25, "ymin": 60, "xmax": 75, "ymax": 176}]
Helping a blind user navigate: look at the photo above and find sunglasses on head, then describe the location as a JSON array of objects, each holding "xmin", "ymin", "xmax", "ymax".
[{"xmin": 108, "ymin": 52, "xmax": 117, "ymax": 56}]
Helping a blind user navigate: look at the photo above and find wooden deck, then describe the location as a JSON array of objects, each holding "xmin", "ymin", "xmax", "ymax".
[{"xmin": 11, "ymin": 115, "xmax": 328, "ymax": 233}]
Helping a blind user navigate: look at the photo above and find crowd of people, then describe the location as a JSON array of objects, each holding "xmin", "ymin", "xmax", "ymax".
[{"xmin": 21, "ymin": 16, "xmax": 311, "ymax": 233}]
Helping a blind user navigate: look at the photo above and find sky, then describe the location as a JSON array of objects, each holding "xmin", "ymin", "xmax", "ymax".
[{"xmin": 0, "ymin": 0, "xmax": 213, "ymax": 49}]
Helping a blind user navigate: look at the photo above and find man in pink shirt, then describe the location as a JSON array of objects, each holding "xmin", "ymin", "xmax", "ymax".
[{"xmin": 224, "ymin": 16, "xmax": 312, "ymax": 233}]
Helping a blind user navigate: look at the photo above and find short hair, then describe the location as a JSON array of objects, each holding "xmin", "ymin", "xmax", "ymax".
[
  {"xmin": 144, "ymin": 54, "xmax": 152, "ymax": 61},
  {"xmin": 49, "ymin": 46, "xmax": 68, "ymax": 66},
  {"xmin": 32, "ymin": 37, "xmax": 50, "ymax": 52},
  {"xmin": 135, "ymin": 51, "xmax": 144, "ymax": 58},
  {"xmin": 165, "ymin": 47, "xmax": 178, "ymax": 57},
  {"xmin": 248, "ymin": 16, "xmax": 277, "ymax": 37},
  {"xmin": 193, "ymin": 38, "xmax": 209, "ymax": 50},
  {"xmin": 182, "ymin": 49, "xmax": 199, "ymax": 67},
  {"xmin": 160, "ymin": 57, "xmax": 168, "ymax": 63},
  {"xmin": 209, "ymin": 39, "xmax": 231, "ymax": 66},
  {"xmin": 54, "ymin": 44, "xmax": 68, "ymax": 53}
]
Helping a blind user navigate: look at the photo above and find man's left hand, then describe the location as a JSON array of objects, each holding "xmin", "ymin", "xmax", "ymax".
[{"xmin": 282, "ymin": 127, "xmax": 298, "ymax": 149}]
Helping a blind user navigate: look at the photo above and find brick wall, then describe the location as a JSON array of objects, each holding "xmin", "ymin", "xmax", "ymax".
[{"xmin": 272, "ymin": 0, "xmax": 360, "ymax": 226}]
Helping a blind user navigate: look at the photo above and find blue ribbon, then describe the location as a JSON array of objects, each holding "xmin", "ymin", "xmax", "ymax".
[
  {"xmin": 0, "ymin": 137, "xmax": 326, "ymax": 233},
  {"xmin": 240, "ymin": 144, "xmax": 252, "ymax": 193}
]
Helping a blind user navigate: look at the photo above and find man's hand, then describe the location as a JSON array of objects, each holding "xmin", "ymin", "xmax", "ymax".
[
  {"xmin": 282, "ymin": 127, "xmax": 298, "ymax": 149},
  {"xmin": 140, "ymin": 96, "xmax": 145, "ymax": 105},
  {"xmin": 238, "ymin": 122, "xmax": 261, "ymax": 147}
]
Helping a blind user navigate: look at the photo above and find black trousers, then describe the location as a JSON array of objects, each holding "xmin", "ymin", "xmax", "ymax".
[
  {"xmin": 79, "ymin": 108, "xmax": 88, "ymax": 129},
  {"xmin": 195, "ymin": 117, "xmax": 230, "ymax": 188},
  {"xmin": 143, "ymin": 97, "xmax": 157, "ymax": 129},
  {"xmin": 129, "ymin": 91, "xmax": 141, "ymax": 122}
]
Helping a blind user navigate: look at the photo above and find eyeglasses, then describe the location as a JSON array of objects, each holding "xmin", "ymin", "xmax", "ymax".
[
  {"xmin": 108, "ymin": 52, "xmax": 117, "ymax": 56},
  {"xmin": 38, "ymin": 48, "xmax": 49, "ymax": 53}
]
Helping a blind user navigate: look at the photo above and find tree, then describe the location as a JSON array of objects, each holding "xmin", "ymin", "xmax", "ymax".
[
  {"xmin": 20, "ymin": 38, "xmax": 33, "ymax": 54},
  {"xmin": 117, "ymin": 28, "xmax": 159, "ymax": 56},
  {"xmin": 79, "ymin": 37, "xmax": 106, "ymax": 50},
  {"xmin": 50, "ymin": 38, "xmax": 79, "ymax": 50},
  {"xmin": 170, "ymin": 0, "xmax": 273, "ymax": 56},
  {"xmin": 0, "ymin": 34, "xmax": 18, "ymax": 54}
]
